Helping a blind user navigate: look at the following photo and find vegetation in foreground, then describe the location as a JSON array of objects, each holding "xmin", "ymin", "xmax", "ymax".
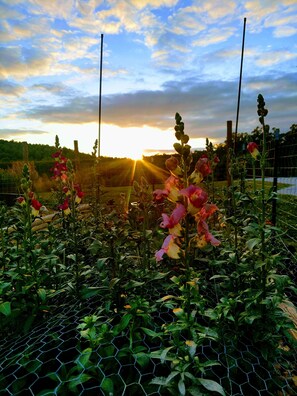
[{"xmin": 0, "ymin": 95, "xmax": 296, "ymax": 395}]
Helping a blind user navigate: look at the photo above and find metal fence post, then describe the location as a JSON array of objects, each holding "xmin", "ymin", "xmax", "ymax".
[{"xmin": 271, "ymin": 129, "xmax": 279, "ymax": 226}]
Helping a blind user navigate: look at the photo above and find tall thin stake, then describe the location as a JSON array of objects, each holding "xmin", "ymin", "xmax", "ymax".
[
  {"xmin": 234, "ymin": 17, "xmax": 246, "ymax": 153},
  {"xmin": 98, "ymin": 33, "xmax": 104, "ymax": 158}
]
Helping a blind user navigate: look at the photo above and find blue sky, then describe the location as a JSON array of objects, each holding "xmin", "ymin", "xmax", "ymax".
[{"xmin": 0, "ymin": 0, "xmax": 296, "ymax": 159}]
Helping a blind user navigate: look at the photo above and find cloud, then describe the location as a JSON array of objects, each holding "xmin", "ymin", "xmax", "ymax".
[
  {"xmin": 255, "ymin": 51, "xmax": 297, "ymax": 67},
  {"xmin": 0, "ymin": 128, "xmax": 49, "ymax": 139},
  {"xmin": 0, "ymin": 46, "xmax": 52, "ymax": 79},
  {"xmin": 21, "ymin": 72, "xmax": 296, "ymax": 141},
  {"xmin": 273, "ymin": 25, "xmax": 297, "ymax": 37},
  {"xmin": 0, "ymin": 79, "xmax": 25, "ymax": 96},
  {"xmin": 192, "ymin": 27, "xmax": 236, "ymax": 47}
]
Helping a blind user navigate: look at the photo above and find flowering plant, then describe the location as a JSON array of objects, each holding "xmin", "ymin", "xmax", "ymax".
[{"xmin": 154, "ymin": 113, "xmax": 220, "ymax": 265}]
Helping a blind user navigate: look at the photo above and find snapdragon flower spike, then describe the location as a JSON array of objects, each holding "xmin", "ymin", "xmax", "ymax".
[
  {"xmin": 155, "ymin": 234, "xmax": 181, "ymax": 262},
  {"xmin": 31, "ymin": 198, "xmax": 42, "ymax": 217},
  {"xmin": 247, "ymin": 142, "xmax": 260, "ymax": 159},
  {"xmin": 160, "ymin": 203, "xmax": 186, "ymax": 236},
  {"xmin": 180, "ymin": 185, "xmax": 208, "ymax": 215}
]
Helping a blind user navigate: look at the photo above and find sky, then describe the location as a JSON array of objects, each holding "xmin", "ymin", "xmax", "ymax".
[{"xmin": 0, "ymin": 0, "xmax": 296, "ymax": 159}]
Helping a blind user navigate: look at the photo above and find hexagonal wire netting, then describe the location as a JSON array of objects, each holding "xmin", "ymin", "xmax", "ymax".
[{"xmin": 0, "ymin": 282, "xmax": 296, "ymax": 396}]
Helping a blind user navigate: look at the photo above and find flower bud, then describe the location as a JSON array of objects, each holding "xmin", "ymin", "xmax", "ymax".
[
  {"xmin": 173, "ymin": 143, "xmax": 182, "ymax": 154},
  {"xmin": 247, "ymin": 142, "xmax": 260, "ymax": 159}
]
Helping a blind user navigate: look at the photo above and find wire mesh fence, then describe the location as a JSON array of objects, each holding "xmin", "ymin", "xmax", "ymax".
[{"xmin": 0, "ymin": 138, "xmax": 296, "ymax": 396}]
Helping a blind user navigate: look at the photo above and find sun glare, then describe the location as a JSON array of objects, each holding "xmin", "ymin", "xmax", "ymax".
[{"xmin": 128, "ymin": 148, "xmax": 144, "ymax": 161}]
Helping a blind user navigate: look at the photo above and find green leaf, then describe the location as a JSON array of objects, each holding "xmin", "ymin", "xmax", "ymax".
[
  {"xmin": 150, "ymin": 347, "xmax": 174, "ymax": 364},
  {"xmin": 75, "ymin": 348, "xmax": 92, "ymax": 369},
  {"xmin": 149, "ymin": 271, "xmax": 170, "ymax": 281},
  {"xmin": 140, "ymin": 327, "xmax": 162, "ymax": 339},
  {"xmin": 197, "ymin": 378, "xmax": 226, "ymax": 396},
  {"xmin": 37, "ymin": 288, "xmax": 47, "ymax": 302},
  {"xmin": 81, "ymin": 286, "xmax": 108, "ymax": 299},
  {"xmin": 133, "ymin": 352, "xmax": 150, "ymax": 368},
  {"xmin": 112, "ymin": 314, "xmax": 132, "ymax": 335},
  {"xmin": 101, "ymin": 377, "xmax": 114, "ymax": 394},
  {"xmin": 157, "ymin": 295, "xmax": 179, "ymax": 302},
  {"xmin": 178, "ymin": 379, "xmax": 186, "ymax": 396},
  {"xmin": 68, "ymin": 373, "xmax": 91, "ymax": 390},
  {"xmin": 150, "ymin": 377, "xmax": 168, "ymax": 386},
  {"xmin": 188, "ymin": 386, "xmax": 206, "ymax": 395},
  {"xmin": 124, "ymin": 280, "xmax": 145, "ymax": 289},
  {"xmin": 0, "ymin": 301, "xmax": 11, "ymax": 316},
  {"xmin": 0, "ymin": 282, "xmax": 11, "ymax": 295},
  {"xmin": 246, "ymin": 238, "xmax": 261, "ymax": 251}
]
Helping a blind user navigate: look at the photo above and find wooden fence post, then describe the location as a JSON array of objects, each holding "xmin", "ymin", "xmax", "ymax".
[{"xmin": 74, "ymin": 140, "xmax": 80, "ymax": 171}]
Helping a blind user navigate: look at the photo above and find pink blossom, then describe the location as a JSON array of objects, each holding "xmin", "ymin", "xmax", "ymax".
[
  {"xmin": 195, "ymin": 155, "xmax": 212, "ymax": 178},
  {"xmin": 153, "ymin": 188, "xmax": 169, "ymax": 202},
  {"xmin": 180, "ymin": 185, "xmax": 208, "ymax": 214},
  {"xmin": 160, "ymin": 203, "xmax": 186, "ymax": 236},
  {"xmin": 155, "ymin": 234, "xmax": 181, "ymax": 261},
  {"xmin": 197, "ymin": 220, "xmax": 220, "ymax": 247},
  {"xmin": 165, "ymin": 175, "xmax": 182, "ymax": 202}
]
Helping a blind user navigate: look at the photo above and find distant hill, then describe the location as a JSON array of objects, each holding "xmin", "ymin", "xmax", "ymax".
[{"xmin": 0, "ymin": 139, "xmax": 93, "ymax": 163}]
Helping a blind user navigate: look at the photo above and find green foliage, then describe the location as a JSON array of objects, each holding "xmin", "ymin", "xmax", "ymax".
[{"xmin": 0, "ymin": 108, "xmax": 296, "ymax": 396}]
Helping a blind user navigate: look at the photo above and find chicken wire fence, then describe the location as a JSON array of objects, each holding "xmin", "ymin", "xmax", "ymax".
[
  {"xmin": 1, "ymin": 140, "xmax": 297, "ymax": 395},
  {"xmin": 244, "ymin": 137, "xmax": 297, "ymax": 302},
  {"xmin": 0, "ymin": 276, "xmax": 296, "ymax": 396}
]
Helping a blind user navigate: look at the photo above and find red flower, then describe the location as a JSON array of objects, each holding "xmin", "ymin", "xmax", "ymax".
[
  {"xmin": 31, "ymin": 198, "xmax": 42, "ymax": 216},
  {"xmin": 247, "ymin": 142, "xmax": 260, "ymax": 159},
  {"xmin": 59, "ymin": 199, "xmax": 71, "ymax": 215},
  {"xmin": 75, "ymin": 190, "xmax": 85, "ymax": 204},
  {"xmin": 17, "ymin": 196, "xmax": 25, "ymax": 205}
]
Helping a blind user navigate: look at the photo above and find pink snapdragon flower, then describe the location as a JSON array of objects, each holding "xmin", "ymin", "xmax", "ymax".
[
  {"xmin": 155, "ymin": 234, "xmax": 181, "ymax": 261},
  {"xmin": 165, "ymin": 175, "xmax": 182, "ymax": 202},
  {"xmin": 247, "ymin": 142, "xmax": 260, "ymax": 159},
  {"xmin": 180, "ymin": 185, "xmax": 208, "ymax": 214},
  {"xmin": 197, "ymin": 220, "xmax": 220, "ymax": 247},
  {"xmin": 153, "ymin": 188, "xmax": 169, "ymax": 203},
  {"xmin": 195, "ymin": 155, "xmax": 212, "ymax": 177},
  {"xmin": 160, "ymin": 203, "xmax": 186, "ymax": 236}
]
